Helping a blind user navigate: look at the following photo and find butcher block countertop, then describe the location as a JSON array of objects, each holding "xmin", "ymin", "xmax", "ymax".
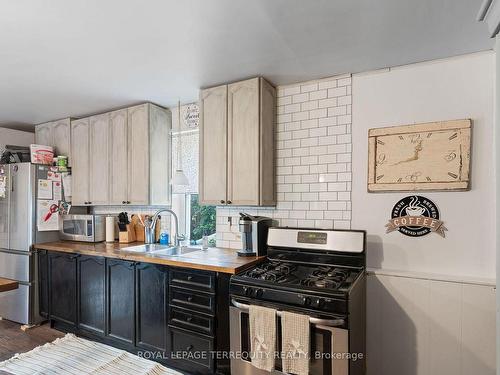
[
  {"xmin": 0, "ymin": 278, "xmax": 18, "ymax": 293},
  {"xmin": 33, "ymin": 241, "xmax": 263, "ymax": 274}
]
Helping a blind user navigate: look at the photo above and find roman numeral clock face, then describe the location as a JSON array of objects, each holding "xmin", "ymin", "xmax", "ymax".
[{"xmin": 368, "ymin": 120, "xmax": 471, "ymax": 192}]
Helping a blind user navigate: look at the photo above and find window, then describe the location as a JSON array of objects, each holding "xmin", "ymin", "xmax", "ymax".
[{"xmin": 171, "ymin": 104, "xmax": 216, "ymax": 246}]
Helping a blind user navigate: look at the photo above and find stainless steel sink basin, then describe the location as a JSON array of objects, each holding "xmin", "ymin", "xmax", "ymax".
[
  {"xmin": 151, "ymin": 247, "xmax": 200, "ymax": 257},
  {"xmin": 121, "ymin": 244, "xmax": 200, "ymax": 256},
  {"xmin": 120, "ymin": 244, "xmax": 172, "ymax": 253}
]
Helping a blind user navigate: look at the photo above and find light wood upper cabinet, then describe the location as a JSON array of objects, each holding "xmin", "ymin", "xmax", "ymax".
[
  {"xmin": 227, "ymin": 78, "xmax": 260, "ymax": 206},
  {"xmin": 199, "ymin": 85, "xmax": 228, "ymax": 205},
  {"xmin": 71, "ymin": 118, "xmax": 91, "ymax": 205},
  {"xmin": 35, "ymin": 123, "xmax": 53, "ymax": 147},
  {"xmin": 127, "ymin": 104, "xmax": 150, "ymax": 205},
  {"xmin": 199, "ymin": 77, "xmax": 276, "ymax": 206},
  {"xmin": 89, "ymin": 114, "xmax": 110, "ymax": 205},
  {"xmin": 52, "ymin": 119, "xmax": 71, "ymax": 162},
  {"xmin": 35, "ymin": 118, "xmax": 72, "ymax": 164},
  {"xmin": 109, "ymin": 109, "xmax": 128, "ymax": 205},
  {"xmin": 70, "ymin": 103, "xmax": 171, "ymax": 206},
  {"xmin": 149, "ymin": 105, "xmax": 171, "ymax": 206}
]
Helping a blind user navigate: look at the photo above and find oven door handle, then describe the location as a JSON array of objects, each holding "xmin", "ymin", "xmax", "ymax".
[{"xmin": 231, "ymin": 299, "xmax": 345, "ymax": 327}]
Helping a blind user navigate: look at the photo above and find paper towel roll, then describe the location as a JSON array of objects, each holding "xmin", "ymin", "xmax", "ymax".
[{"xmin": 106, "ymin": 216, "xmax": 115, "ymax": 243}]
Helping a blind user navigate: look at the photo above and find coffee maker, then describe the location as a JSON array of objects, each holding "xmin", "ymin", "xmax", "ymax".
[{"xmin": 237, "ymin": 213, "xmax": 273, "ymax": 257}]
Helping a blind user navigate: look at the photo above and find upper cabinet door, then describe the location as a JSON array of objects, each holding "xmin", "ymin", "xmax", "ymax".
[
  {"xmin": 71, "ymin": 119, "xmax": 91, "ymax": 205},
  {"xmin": 199, "ymin": 85, "xmax": 228, "ymax": 205},
  {"xmin": 35, "ymin": 122, "xmax": 53, "ymax": 147},
  {"xmin": 127, "ymin": 104, "xmax": 149, "ymax": 205},
  {"xmin": 149, "ymin": 105, "xmax": 171, "ymax": 206},
  {"xmin": 227, "ymin": 78, "xmax": 260, "ymax": 206},
  {"xmin": 89, "ymin": 114, "xmax": 110, "ymax": 205},
  {"xmin": 109, "ymin": 109, "xmax": 128, "ymax": 205},
  {"xmin": 52, "ymin": 119, "xmax": 71, "ymax": 162}
]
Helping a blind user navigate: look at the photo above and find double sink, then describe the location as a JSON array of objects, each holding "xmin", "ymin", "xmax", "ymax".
[{"xmin": 120, "ymin": 244, "xmax": 200, "ymax": 257}]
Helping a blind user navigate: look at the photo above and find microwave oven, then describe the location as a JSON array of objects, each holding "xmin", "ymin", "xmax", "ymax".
[{"xmin": 60, "ymin": 214, "xmax": 106, "ymax": 242}]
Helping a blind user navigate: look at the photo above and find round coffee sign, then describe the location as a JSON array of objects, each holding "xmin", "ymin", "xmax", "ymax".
[{"xmin": 386, "ymin": 195, "xmax": 447, "ymax": 238}]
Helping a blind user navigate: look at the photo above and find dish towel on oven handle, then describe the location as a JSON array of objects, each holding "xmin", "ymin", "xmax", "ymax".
[
  {"xmin": 249, "ymin": 304, "xmax": 277, "ymax": 372},
  {"xmin": 281, "ymin": 311, "xmax": 310, "ymax": 375}
]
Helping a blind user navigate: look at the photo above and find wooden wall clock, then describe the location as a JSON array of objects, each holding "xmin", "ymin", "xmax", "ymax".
[{"xmin": 368, "ymin": 119, "xmax": 471, "ymax": 192}]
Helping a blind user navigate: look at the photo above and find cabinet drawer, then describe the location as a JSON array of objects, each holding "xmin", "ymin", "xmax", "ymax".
[
  {"xmin": 170, "ymin": 268, "xmax": 215, "ymax": 293},
  {"xmin": 169, "ymin": 327, "xmax": 214, "ymax": 372},
  {"xmin": 169, "ymin": 307, "xmax": 214, "ymax": 336},
  {"xmin": 170, "ymin": 287, "xmax": 215, "ymax": 315}
]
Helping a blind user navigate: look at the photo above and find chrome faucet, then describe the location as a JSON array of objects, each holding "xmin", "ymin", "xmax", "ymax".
[{"xmin": 144, "ymin": 209, "xmax": 184, "ymax": 246}]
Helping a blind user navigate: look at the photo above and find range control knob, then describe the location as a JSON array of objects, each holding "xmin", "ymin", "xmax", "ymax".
[
  {"xmin": 255, "ymin": 289, "xmax": 264, "ymax": 298},
  {"xmin": 314, "ymin": 298, "xmax": 324, "ymax": 308},
  {"xmin": 301, "ymin": 297, "xmax": 311, "ymax": 306},
  {"xmin": 243, "ymin": 287, "xmax": 253, "ymax": 297}
]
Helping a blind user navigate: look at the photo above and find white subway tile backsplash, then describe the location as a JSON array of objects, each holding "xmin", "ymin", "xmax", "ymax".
[
  {"xmin": 301, "ymin": 83, "xmax": 318, "ymax": 93},
  {"xmin": 328, "ymin": 86, "xmax": 347, "ymax": 97},
  {"xmin": 309, "ymin": 90, "xmax": 328, "ymax": 100},
  {"xmin": 216, "ymin": 74, "xmax": 352, "ymax": 249},
  {"xmin": 292, "ymin": 93, "xmax": 309, "ymax": 103}
]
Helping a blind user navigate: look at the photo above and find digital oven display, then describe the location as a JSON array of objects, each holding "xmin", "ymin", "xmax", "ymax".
[{"xmin": 297, "ymin": 231, "xmax": 328, "ymax": 245}]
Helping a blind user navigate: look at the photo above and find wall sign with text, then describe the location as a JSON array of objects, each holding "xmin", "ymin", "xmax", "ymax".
[{"xmin": 386, "ymin": 195, "xmax": 447, "ymax": 238}]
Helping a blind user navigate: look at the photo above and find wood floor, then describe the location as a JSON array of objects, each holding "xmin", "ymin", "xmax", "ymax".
[{"xmin": 0, "ymin": 320, "xmax": 64, "ymax": 362}]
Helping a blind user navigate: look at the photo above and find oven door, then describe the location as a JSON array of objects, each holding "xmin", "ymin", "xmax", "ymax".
[{"xmin": 230, "ymin": 299, "xmax": 349, "ymax": 375}]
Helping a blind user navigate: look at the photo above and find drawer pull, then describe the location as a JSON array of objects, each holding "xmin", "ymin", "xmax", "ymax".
[{"xmin": 186, "ymin": 345, "xmax": 193, "ymax": 351}]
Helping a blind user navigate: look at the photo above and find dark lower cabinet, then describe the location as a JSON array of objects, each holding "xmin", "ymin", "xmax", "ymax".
[
  {"xmin": 38, "ymin": 250, "xmax": 49, "ymax": 318},
  {"xmin": 106, "ymin": 259, "xmax": 136, "ymax": 346},
  {"xmin": 37, "ymin": 250, "xmax": 230, "ymax": 375},
  {"xmin": 136, "ymin": 263, "xmax": 168, "ymax": 354},
  {"xmin": 78, "ymin": 256, "xmax": 105, "ymax": 334},
  {"xmin": 49, "ymin": 252, "xmax": 78, "ymax": 326}
]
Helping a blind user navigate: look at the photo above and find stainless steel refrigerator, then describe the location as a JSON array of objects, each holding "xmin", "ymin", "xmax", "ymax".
[{"xmin": 0, "ymin": 163, "xmax": 61, "ymax": 325}]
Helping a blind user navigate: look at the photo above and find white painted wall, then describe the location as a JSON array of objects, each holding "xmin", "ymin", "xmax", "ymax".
[
  {"xmin": 352, "ymin": 52, "xmax": 497, "ymax": 375},
  {"xmin": 495, "ymin": 35, "xmax": 500, "ymax": 375},
  {"xmin": 352, "ymin": 51, "xmax": 495, "ymax": 280},
  {"xmin": 0, "ymin": 127, "xmax": 34, "ymax": 153}
]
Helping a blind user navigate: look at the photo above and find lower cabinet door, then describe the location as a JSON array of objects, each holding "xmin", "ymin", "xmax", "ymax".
[
  {"xmin": 169, "ymin": 326, "xmax": 215, "ymax": 374},
  {"xmin": 38, "ymin": 250, "xmax": 49, "ymax": 318},
  {"xmin": 136, "ymin": 263, "xmax": 168, "ymax": 354},
  {"xmin": 49, "ymin": 252, "xmax": 78, "ymax": 326},
  {"xmin": 78, "ymin": 256, "xmax": 105, "ymax": 334},
  {"xmin": 106, "ymin": 259, "xmax": 135, "ymax": 345}
]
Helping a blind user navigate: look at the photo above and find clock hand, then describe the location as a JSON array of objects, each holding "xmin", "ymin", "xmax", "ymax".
[{"xmin": 392, "ymin": 141, "xmax": 423, "ymax": 166}]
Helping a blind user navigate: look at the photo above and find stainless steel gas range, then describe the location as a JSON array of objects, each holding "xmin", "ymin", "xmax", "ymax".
[{"xmin": 229, "ymin": 227, "xmax": 366, "ymax": 375}]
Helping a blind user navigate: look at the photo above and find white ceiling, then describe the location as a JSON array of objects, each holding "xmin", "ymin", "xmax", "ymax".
[{"xmin": 0, "ymin": 0, "xmax": 493, "ymax": 131}]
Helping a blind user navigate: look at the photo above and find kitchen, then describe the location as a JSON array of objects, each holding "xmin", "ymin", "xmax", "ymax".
[{"xmin": 0, "ymin": 1, "xmax": 498, "ymax": 375}]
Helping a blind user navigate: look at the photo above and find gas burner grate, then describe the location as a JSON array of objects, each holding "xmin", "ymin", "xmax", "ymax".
[{"xmin": 300, "ymin": 276, "xmax": 341, "ymax": 289}]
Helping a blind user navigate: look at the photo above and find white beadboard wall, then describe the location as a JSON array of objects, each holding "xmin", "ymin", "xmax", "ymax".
[
  {"xmin": 216, "ymin": 75, "xmax": 353, "ymax": 249},
  {"xmin": 367, "ymin": 273, "xmax": 496, "ymax": 375}
]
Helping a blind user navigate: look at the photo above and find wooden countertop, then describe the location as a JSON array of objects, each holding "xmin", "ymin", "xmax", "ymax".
[
  {"xmin": 0, "ymin": 278, "xmax": 18, "ymax": 293},
  {"xmin": 33, "ymin": 241, "xmax": 264, "ymax": 274}
]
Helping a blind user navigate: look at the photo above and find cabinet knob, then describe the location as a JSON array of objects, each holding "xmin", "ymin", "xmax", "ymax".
[
  {"xmin": 227, "ymin": 200, "xmax": 232, "ymax": 204},
  {"xmin": 220, "ymin": 200, "xmax": 225, "ymax": 204},
  {"xmin": 187, "ymin": 275, "xmax": 193, "ymax": 281},
  {"xmin": 187, "ymin": 296, "xmax": 193, "ymax": 302},
  {"xmin": 122, "ymin": 201, "xmax": 126, "ymax": 204},
  {"xmin": 186, "ymin": 316, "xmax": 193, "ymax": 322},
  {"xmin": 126, "ymin": 201, "xmax": 131, "ymax": 204}
]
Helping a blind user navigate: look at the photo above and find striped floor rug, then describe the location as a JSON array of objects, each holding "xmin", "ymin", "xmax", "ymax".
[{"xmin": 0, "ymin": 333, "xmax": 182, "ymax": 375}]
